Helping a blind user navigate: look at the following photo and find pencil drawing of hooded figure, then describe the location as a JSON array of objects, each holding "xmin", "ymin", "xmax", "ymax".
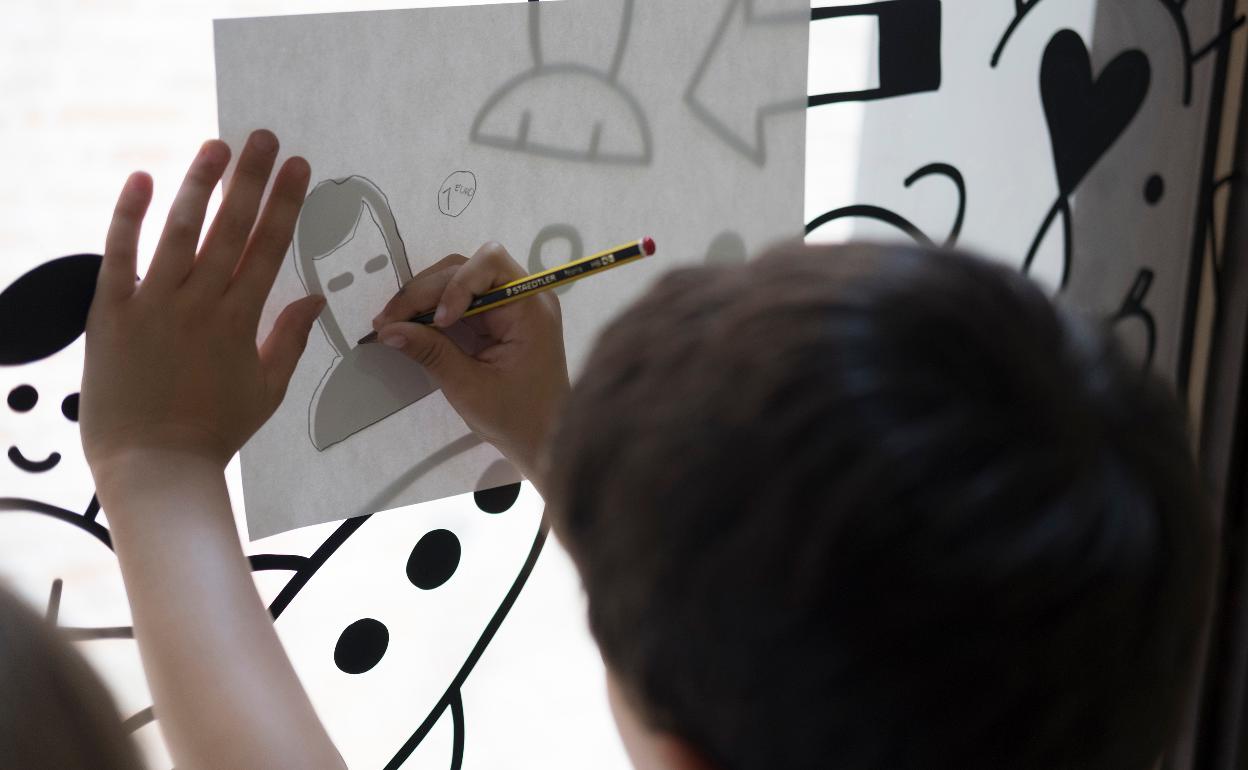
[{"xmin": 295, "ymin": 176, "xmax": 482, "ymax": 451}]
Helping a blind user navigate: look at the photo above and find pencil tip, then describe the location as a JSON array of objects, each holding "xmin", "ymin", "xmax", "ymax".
[{"xmin": 357, "ymin": 331, "xmax": 379, "ymax": 346}]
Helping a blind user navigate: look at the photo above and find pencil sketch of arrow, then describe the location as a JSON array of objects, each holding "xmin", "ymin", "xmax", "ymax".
[{"xmin": 684, "ymin": 0, "xmax": 808, "ymax": 165}]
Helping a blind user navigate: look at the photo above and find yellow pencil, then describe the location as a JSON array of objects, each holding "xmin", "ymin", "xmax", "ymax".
[{"xmin": 359, "ymin": 236, "xmax": 656, "ymax": 344}]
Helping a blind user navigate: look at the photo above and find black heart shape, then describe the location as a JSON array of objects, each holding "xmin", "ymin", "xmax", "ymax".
[{"xmin": 1041, "ymin": 29, "xmax": 1151, "ymax": 195}]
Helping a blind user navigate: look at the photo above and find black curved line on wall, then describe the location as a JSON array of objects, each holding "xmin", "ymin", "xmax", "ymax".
[
  {"xmin": 383, "ymin": 522, "xmax": 550, "ymax": 770},
  {"xmin": 805, "ymin": 163, "xmax": 966, "ymax": 248},
  {"xmin": 0, "ymin": 497, "xmax": 113, "ymax": 549},
  {"xmin": 248, "ymin": 554, "xmax": 312, "ymax": 573},
  {"xmin": 1111, "ymin": 268, "xmax": 1158, "ymax": 371},
  {"xmin": 1020, "ymin": 196, "xmax": 1073, "ymax": 290},
  {"xmin": 450, "ymin": 690, "xmax": 466, "ymax": 770},
  {"xmin": 807, "ymin": 204, "xmax": 934, "ymax": 244},
  {"xmin": 993, "ymin": 1, "xmax": 1180, "ymax": 98},
  {"xmin": 992, "ymin": 0, "xmax": 1244, "ymax": 106},
  {"xmin": 268, "ymin": 515, "xmax": 371, "ymax": 619}
]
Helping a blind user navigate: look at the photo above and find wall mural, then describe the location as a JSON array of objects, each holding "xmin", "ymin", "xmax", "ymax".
[
  {"xmin": 806, "ymin": 0, "xmax": 1243, "ymax": 385},
  {"xmin": 1, "ymin": 1, "xmax": 1244, "ymax": 768}
]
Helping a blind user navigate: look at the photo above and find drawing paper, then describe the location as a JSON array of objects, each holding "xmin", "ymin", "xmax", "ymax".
[{"xmin": 216, "ymin": 0, "xmax": 808, "ymax": 538}]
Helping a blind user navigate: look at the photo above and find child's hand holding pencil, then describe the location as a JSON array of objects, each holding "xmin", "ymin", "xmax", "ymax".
[{"xmin": 369, "ymin": 242, "xmax": 573, "ymax": 493}]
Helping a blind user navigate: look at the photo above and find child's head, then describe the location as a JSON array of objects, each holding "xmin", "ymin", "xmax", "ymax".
[
  {"xmin": 549, "ymin": 242, "xmax": 1213, "ymax": 770},
  {"xmin": 0, "ymin": 585, "xmax": 140, "ymax": 769}
]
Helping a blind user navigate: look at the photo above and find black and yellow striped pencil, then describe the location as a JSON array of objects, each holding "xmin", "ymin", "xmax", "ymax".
[{"xmin": 358, "ymin": 236, "xmax": 657, "ymax": 345}]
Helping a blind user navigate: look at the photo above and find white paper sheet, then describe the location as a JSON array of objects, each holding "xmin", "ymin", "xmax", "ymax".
[{"xmin": 216, "ymin": 0, "xmax": 808, "ymax": 538}]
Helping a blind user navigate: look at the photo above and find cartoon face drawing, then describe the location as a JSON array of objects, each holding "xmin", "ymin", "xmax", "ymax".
[
  {"xmin": 0, "ymin": 255, "xmax": 103, "ymax": 514},
  {"xmin": 7, "ymin": 384, "xmax": 78, "ymax": 472}
]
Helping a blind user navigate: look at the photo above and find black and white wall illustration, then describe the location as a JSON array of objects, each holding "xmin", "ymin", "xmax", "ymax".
[
  {"xmin": 813, "ymin": 0, "xmax": 1245, "ymax": 382},
  {"xmin": 0, "ymin": 277, "xmax": 542, "ymax": 765},
  {"xmin": 1, "ymin": 1, "xmax": 1244, "ymax": 769}
]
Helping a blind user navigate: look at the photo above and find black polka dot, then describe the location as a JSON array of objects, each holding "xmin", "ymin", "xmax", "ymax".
[
  {"xmin": 334, "ymin": 618, "xmax": 389, "ymax": 674},
  {"xmin": 1144, "ymin": 174, "xmax": 1165, "ymax": 205},
  {"xmin": 61, "ymin": 393, "xmax": 79, "ymax": 422},
  {"xmin": 407, "ymin": 529, "xmax": 461, "ymax": 590},
  {"xmin": 475, "ymin": 482, "xmax": 521, "ymax": 514},
  {"xmin": 7, "ymin": 385, "xmax": 37, "ymax": 413}
]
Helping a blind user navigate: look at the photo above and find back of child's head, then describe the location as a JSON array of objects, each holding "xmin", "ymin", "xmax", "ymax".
[
  {"xmin": 0, "ymin": 584, "xmax": 140, "ymax": 769},
  {"xmin": 548, "ymin": 241, "xmax": 1214, "ymax": 770}
]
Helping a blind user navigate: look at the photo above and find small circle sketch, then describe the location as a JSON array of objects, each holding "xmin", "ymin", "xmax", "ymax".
[{"xmin": 438, "ymin": 171, "xmax": 477, "ymax": 218}]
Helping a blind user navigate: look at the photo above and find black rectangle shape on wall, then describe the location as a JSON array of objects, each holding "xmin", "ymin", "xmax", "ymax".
[{"xmin": 809, "ymin": 0, "xmax": 942, "ymax": 107}]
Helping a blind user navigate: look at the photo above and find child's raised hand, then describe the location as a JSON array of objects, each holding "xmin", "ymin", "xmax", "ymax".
[
  {"xmin": 82, "ymin": 130, "xmax": 324, "ymax": 477},
  {"xmin": 371, "ymin": 242, "xmax": 570, "ymax": 491}
]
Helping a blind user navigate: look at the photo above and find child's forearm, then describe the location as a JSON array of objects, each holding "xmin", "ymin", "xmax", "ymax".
[{"xmin": 98, "ymin": 450, "xmax": 343, "ymax": 770}]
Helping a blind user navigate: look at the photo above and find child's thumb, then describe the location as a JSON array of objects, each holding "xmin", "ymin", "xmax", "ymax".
[{"xmin": 378, "ymin": 322, "xmax": 476, "ymax": 390}]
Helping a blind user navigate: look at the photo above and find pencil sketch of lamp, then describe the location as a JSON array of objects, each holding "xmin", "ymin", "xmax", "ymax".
[
  {"xmin": 470, "ymin": 0, "xmax": 652, "ymax": 165},
  {"xmin": 294, "ymin": 177, "xmax": 479, "ymax": 451}
]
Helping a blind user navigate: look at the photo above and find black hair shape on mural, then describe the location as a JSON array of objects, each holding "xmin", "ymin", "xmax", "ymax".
[
  {"xmin": 806, "ymin": 162, "xmax": 966, "ymax": 248},
  {"xmin": 0, "ymin": 254, "xmax": 102, "ymax": 366},
  {"xmin": 992, "ymin": 0, "xmax": 1244, "ymax": 106},
  {"xmin": 808, "ymin": 0, "xmax": 942, "ymax": 107},
  {"xmin": 1022, "ymin": 30, "xmax": 1150, "ymax": 291}
]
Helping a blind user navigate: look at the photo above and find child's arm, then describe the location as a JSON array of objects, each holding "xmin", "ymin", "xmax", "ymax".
[
  {"xmin": 82, "ymin": 132, "xmax": 343, "ymax": 770},
  {"xmin": 370, "ymin": 243, "xmax": 571, "ymax": 495}
]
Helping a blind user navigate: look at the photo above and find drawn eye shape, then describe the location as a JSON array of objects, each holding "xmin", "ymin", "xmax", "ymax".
[
  {"xmin": 61, "ymin": 393, "xmax": 79, "ymax": 422},
  {"xmin": 406, "ymin": 529, "xmax": 461, "ymax": 590},
  {"xmin": 7, "ymin": 385, "xmax": 37, "ymax": 413},
  {"xmin": 334, "ymin": 618, "xmax": 389, "ymax": 674},
  {"xmin": 326, "ymin": 272, "xmax": 355, "ymax": 292},
  {"xmin": 364, "ymin": 254, "xmax": 389, "ymax": 274}
]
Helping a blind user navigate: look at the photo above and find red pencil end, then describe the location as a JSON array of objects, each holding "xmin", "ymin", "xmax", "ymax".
[{"xmin": 642, "ymin": 236, "xmax": 656, "ymax": 256}]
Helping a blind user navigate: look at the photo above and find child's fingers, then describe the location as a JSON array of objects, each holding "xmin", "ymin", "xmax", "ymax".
[
  {"xmin": 376, "ymin": 321, "xmax": 481, "ymax": 395},
  {"xmin": 230, "ymin": 156, "xmax": 312, "ymax": 321},
  {"xmin": 260, "ymin": 294, "xmax": 326, "ymax": 407},
  {"xmin": 372, "ymin": 261, "xmax": 462, "ymax": 330},
  {"xmin": 99, "ymin": 172, "xmax": 153, "ymax": 303},
  {"xmin": 143, "ymin": 140, "xmax": 231, "ymax": 294},
  {"xmin": 435, "ymin": 242, "xmax": 526, "ymax": 327},
  {"xmin": 193, "ymin": 130, "xmax": 280, "ymax": 296},
  {"xmin": 413, "ymin": 253, "xmax": 468, "ymax": 281}
]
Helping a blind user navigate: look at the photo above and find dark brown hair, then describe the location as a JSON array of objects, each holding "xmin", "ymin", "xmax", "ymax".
[
  {"xmin": 549, "ymin": 242, "xmax": 1214, "ymax": 770},
  {"xmin": 0, "ymin": 585, "xmax": 141, "ymax": 769}
]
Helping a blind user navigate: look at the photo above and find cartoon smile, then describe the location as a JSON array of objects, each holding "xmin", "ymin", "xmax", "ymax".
[{"xmin": 8, "ymin": 446, "xmax": 61, "ymax": 473}]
